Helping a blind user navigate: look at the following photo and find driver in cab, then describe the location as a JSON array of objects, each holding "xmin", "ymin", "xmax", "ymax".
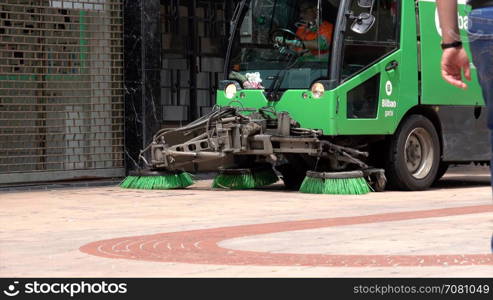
[{"xmin": 276, "ymin": 0, "xmax": 334, "ymax": 58}]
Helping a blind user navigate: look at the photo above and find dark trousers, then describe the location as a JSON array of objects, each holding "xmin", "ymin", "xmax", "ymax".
[{"xmin": 467, "ymin": 6, "xmax": 493, "ymax": 251}]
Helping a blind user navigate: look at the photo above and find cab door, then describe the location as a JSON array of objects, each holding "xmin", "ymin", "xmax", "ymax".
[{"xmin": 333, "ymin": 0, "xmax": 418, "ymax": 135}]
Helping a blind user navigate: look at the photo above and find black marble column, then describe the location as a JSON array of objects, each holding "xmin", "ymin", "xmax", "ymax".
[{"xmin": 124, "ymin": 0, "xmax": 161, "ymax": 172}]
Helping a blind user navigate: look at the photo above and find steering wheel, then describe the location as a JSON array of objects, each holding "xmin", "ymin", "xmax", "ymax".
[{"xmin": 270, "ymin": 28, "xmax": 307, "ymax": 57}]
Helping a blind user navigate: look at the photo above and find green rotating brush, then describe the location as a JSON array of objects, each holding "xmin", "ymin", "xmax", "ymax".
[
  {"xmin": 299, "ymin": 170, "xmax": 371, "ymax": 195},
  {"xmin": 212, "ymin": 164, "xmax": 279, "ymax": 190},
  {"xmin": 120, "ymin": 170, "xmax": 194, "ymax": 190}
]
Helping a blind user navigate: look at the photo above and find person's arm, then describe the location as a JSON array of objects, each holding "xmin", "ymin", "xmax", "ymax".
[
  {"xmin": 280, "ymin": 35, "xmax": 329, "ymax": 51},
  {"xmin": 290, "ymin": 22, "xmax": 332, "ymax": 51},
  {"xmin": 305, "ymin": 22, "xmax": 332, "ymax": 51},
  {"xmin": 302, "ymin": 37, "xmax": 329, "ymax": 51},
  {"xmin": 437, "ymin": 0, "xmax": 460, "ymax": 43},
  {"xmin": 436, "ymin": 0, "xmax": 471, "ymax": 89}
]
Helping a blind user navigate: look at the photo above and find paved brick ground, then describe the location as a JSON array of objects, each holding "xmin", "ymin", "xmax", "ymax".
[{"xmin": 1, "ymin": 165, "xmax": 492, "ymax": 277}]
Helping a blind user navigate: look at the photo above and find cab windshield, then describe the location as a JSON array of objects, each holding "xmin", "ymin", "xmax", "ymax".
[{"xmin": 228, "ymin": 0, "xmax": 339, "ymax": 91}]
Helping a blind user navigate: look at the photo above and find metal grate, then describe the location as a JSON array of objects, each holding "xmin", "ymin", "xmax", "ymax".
[
  {"xmin": 160, "ymin": 0, "xmax": 230, "ymax": 124},
  {"xmin": 0, "ymin": 0, "xmax": 124, "ymax": 184}
]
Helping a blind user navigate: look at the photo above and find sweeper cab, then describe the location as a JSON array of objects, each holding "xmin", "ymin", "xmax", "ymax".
[{"xmin": 133, "ymin": 0, "xmax": 488, "ymax": 192}]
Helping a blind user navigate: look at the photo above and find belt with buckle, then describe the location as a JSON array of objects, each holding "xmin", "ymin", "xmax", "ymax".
[{"xmin": 471, "ymin": 0, "xmax": 493, "ymax": 9}]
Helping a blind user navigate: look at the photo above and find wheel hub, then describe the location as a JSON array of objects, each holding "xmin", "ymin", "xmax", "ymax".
[{"xmin": 404, "ymin": 128, "xmax": 434, "ymax": 179}]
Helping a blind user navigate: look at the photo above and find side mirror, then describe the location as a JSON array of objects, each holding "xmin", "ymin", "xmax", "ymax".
[
  {"xmin": 357, "ymin": 0, "xmax": 373, "ymax": 8},
  {"xmin": 350, "ymin": 12, "xmax": 375, "ymax": 34}
]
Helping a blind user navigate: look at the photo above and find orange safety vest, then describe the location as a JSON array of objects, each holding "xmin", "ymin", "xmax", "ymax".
[{"xmin": 296, "ymin": 21, "xmax": 333, "ymax": 56}]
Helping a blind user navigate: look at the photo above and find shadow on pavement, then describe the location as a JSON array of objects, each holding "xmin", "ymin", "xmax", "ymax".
[{"xmin": 433, "ymin": 176, "xmax": 491, "ymax": 189}]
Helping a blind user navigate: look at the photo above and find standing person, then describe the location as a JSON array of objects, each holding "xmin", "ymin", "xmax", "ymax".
[{"xmin": 436, "ymin": 0, "xmax": 493, "ymax": 252}]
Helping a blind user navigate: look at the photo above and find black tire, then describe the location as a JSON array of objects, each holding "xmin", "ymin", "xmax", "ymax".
[
  {"xmin": 434, "ymin": 162, "xmax": 450, "ymax": 183},
  {"xmin": 385, "ymin": 115, "xmax": 440, "ymax": 191}
]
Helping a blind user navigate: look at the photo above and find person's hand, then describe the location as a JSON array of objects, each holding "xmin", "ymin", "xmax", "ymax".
[
  {"xmin": 441, "ymin": 47, "xmax": 471, "ymax": 89},
  {"xmin": 275, "ymin": 36, "xmax": 302, "ymax": 48},
  {"xmin": 279, "ymin": 46, "xmax": 298, "ymax": 58},
  {"xmin": 285, "ymin": 39, "xmax": 302, "ymax": 48},
  {"xmin": 274, "ymin": 36, "xmax": 285, "ymax": 44}
]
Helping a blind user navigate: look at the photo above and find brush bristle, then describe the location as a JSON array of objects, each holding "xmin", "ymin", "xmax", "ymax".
[
  {"xmin": 322, "ymin": 177, "xmax": 371, "ymax": 195},
  {"xmin": 212, "ymin": 173, "xmax": 256, "ymax": 189},
  {"xmin": 252, "ymin": 168, "xmax": 279, "ymax": 187},
  {"xmin": 212, "ymin": 167, "xmax": 278, "ymax": 190},
  {"xmin": 120, "ymin": 172, "xmax": 194, "ymax": 190},
  {"xmin": 299, "ymin": 176, "xmax": 324, "ymax": 194},
  {"xmin": 300, "ymin": 173, "xmax": 371, "ymax": 195},
  {"xmin": 120, "ymin": 176, "xmax": 140, "ymax": 189}
]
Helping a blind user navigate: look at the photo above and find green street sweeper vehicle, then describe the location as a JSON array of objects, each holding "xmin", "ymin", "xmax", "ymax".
[{"xmin": 125, "ymin": 0, "xmax": 489, "ymax": 193}]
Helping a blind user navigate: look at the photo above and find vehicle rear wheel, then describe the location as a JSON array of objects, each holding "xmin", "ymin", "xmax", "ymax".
[
  {"xmin": 434, "ymin": 162, "xmax": 450, "ymax": 183},
  {"xmin": 385, "ymin": 115, "xmax": 440, "ymax": 191}
]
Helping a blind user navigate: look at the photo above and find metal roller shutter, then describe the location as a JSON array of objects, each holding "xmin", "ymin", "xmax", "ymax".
[{"xmin": 0, "ymin": 0, "xmax": 124, "ymax": 185}]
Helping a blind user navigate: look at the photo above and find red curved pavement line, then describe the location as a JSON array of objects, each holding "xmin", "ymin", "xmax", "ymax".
[{"xmin": 80, "ymin": 205, "xmax": 493, "ymax": 267}]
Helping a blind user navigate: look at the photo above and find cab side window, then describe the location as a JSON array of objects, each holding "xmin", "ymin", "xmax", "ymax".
[{"xmin": 342, "ymin": 0, "xmax": 400, "ymax": 79}]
